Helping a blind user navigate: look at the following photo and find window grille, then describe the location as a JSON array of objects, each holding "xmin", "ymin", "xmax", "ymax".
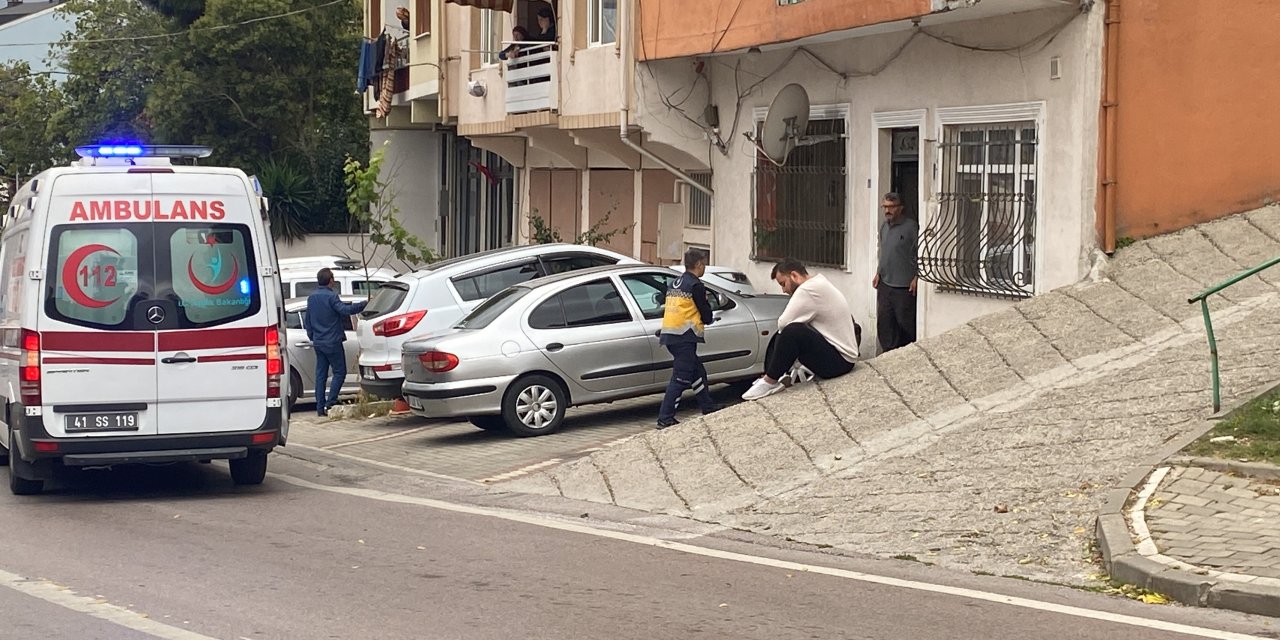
[{"xmin": 752, "ymin": 118, "xmax": 847, "ymax": 269}]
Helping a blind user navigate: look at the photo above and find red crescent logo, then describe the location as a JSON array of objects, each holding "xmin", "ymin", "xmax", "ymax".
[
  {"xmin": 187, "ymin": 255, "xmax": 240, "ymax": 295},
  {"xmin": 61, "ymin": 244, "xmax": 122, "ymax": 309}
]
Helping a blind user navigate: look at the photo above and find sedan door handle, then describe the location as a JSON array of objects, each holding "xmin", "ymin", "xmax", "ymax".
[
  {"xmin": 294, "ymin": 341, "xmax": 313, "ymax": 348},
  {"xmin": 545, "ymin": 343, "xmax": 564, "ymax": 353},
  {"xmin": 161, "ymin": 356, "xmax": 197, "ymax": 364}
]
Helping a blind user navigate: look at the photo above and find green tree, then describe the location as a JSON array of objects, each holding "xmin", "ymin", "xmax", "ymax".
[
  {"xmin": 0, "ymin": 62, "xmax": 70, "ymax": 202},
  {"xmin": 345, "ymin": 147, "xmax": 437, "ymax": 272}
]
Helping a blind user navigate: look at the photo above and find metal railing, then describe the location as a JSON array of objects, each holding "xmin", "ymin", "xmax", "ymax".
[
  {"xmin": 502, "ymin": 41, "xmax": 557, "ymax": 114},
  {"xmin": 1188, "ymin": 255, "xmax": 1280, "ymax": 412},
  {"xmin": 751, "ymin": 118, "xmax": 847, "ymax": 269}
]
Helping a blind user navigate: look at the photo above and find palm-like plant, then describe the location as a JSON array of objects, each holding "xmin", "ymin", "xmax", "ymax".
[{"xmin": 256, "ymin": 159, "xmax": 312, "ymax": 244}]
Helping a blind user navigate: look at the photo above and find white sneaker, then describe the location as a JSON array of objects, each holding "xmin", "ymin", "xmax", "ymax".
[{"xmin": 741, "ymin": 378, "xmax": 784, "ymax": 401}]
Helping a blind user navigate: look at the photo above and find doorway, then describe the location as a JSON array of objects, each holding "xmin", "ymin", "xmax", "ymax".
[{"xmin": 890, "ymin": 127, "xmax": 919, "ymax": 222}]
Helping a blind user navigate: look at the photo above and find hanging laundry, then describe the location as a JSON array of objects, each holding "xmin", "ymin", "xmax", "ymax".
[
  {"xmin": 356, "ymin": 39, "xmax": 374, "ymax": 93},
  {"xmin": 371, "ymin": 33, "xmax": 389, "ymax": 101},
  {"xmin": 375, "ymin": 36, "xmax": 402, "ymax": 118}
]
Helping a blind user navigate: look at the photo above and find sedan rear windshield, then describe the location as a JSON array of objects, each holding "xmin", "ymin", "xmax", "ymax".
[
  {"xmin": 456, "ymin": 287, "xmax": 530, "ymax": 330},
  {"xmin": 361, "ymin": 282, "xmax": 409, "ymax": 319}
]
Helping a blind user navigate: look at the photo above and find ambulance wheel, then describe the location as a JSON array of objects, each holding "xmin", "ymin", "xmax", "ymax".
[
  {"xmin": 230, "ymin": 451, "xmax": 268, "ymax": 485},
  {"xmin": 287, "ymin": 370, "xmax": 302, "ymax": 410},
  {"xmin": 8, "ymin": 428, "xmax": 42, "ymax": 495}
]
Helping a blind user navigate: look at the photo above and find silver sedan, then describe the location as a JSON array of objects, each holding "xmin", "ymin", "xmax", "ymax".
[
  {"xmin": 283, "ymin": 296, "xmax": 362, "ymax": 410},
  {"xmin": 399, "ymin": 265, "xmax": 791, "ymax": 436}
]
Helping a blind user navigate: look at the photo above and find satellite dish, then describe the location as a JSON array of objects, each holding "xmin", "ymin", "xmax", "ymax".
[{"xmin": 760, "ymin": 84, "xmax": 810, "ymax": 164}]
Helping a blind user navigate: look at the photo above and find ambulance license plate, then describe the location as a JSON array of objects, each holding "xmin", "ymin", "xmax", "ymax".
[{"xmin": 65, "ymin": 412, "xmax": 139, "ymax": 432}]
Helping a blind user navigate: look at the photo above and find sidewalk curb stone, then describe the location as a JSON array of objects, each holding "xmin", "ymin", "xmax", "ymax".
[{"xmin": 1096, "ymin": 383, "xmax": 1280, "ymax": 617}]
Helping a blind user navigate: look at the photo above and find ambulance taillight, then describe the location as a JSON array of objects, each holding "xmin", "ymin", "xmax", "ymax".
[
  {"xmin": 265, "ymin": 327, "xmax": 282, "ymax": 398},
  {"xmin": 19, "ymin": 330, "xmax": 40, "ymax": 406}
]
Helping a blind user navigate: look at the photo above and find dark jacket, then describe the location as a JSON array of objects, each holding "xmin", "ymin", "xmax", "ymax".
[
  {"xmin": 305, "ymin": 287, "xmax": 367, "ymax": 349},
  {"xmin": 659, "ymin": 273, "xmax": 713, "ymax": 346}
]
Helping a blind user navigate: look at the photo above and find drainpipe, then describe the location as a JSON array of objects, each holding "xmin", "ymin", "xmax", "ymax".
[
  {"xmin": 1099, "ymin": 0, "xmax": 1120, "ymax": 253},
  {"xmin": 617, "ymin": 0, "xmax": 714, "ymax": 198}
]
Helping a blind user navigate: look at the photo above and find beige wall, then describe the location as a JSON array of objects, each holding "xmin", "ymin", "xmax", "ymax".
[
  {"xmin": 640, "ymin": 170, "xmax": 676, "ymax": 264},
  {"xmin": 586, "ymin": 169, "xmax": 635, "ymax": 256},
  {"xmin": 637, "ymin": 7, "xmax": 1105, "ymax": 348},
  {"xmin": 528, "ymin": 168, "xmax": 582, "ymax": 239}
]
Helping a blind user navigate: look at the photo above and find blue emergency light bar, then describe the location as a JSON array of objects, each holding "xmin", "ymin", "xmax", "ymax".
[{"xmin": 74, "ymin": 144, "xmax": 214, "ymax": 159}]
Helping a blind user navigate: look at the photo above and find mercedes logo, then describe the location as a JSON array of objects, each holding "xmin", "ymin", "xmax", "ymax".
[{"xmin": 146, "ymin": 306, "xmax": 166, "ymax": 325}]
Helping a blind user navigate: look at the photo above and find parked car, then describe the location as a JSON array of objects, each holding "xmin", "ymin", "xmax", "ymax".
[
  {"xmin": 356, "ymin": 244, "xmax": 644, "ymax": 400},
  {"xmin": 671, "ymin": 264, "xmax": 757, "ymax": 294},
  {"xmin": 398, "ymin": 264, "xmax": 796, "ymax": 436},
  {"xmin": 278, "ymin": 255, "xmax": 398, "ymax": 299},
  {"xmin": 283, "ymin": 296, "xmax": 361, "ymax": 409}
]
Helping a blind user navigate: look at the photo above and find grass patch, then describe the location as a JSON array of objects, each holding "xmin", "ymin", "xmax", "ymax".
[{"xmin": 1183, "ymin": 387, "xmax": 1280, "ymax": 465}]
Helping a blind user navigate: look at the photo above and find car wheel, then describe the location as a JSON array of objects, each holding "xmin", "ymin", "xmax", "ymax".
[
  {"xmin": 501, "ymin": 375, "xmax": 567, "ymax": 437},
  {"xmin": 468, "ymin": 416, "xmax": 507, "ymax": 432},
  {"xmin": 8, "ymin": 428, "xmax": 42, "ymax": 495},
  {"xmin": 288, "ymin": 369, "xmax": 302, "ymax": 411},
  {"xmin": 229, "ymin": 451, "xmax": 269, "ymax": 485}
]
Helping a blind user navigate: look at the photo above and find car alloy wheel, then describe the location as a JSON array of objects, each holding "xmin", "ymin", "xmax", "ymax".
[{"xmin": 502, "ymin": 374, "xmax": 567, "ymax": 437}]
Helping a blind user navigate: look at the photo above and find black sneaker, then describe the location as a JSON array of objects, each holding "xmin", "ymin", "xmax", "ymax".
[{"xmin": 656, "ymin": 418, "xmax": 679, "ymax": 430}]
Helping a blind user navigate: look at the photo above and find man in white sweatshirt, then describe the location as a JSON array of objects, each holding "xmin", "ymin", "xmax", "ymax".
[{"xmin": 742, "ymin": 258, "xmax": 860, "ymax": 401}]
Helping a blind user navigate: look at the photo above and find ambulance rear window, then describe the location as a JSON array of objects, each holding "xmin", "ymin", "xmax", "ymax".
[
  {"xmin": 167, "ymin": 224, "xmax": 260, "ymax": 326},
  {"xmin": 47, "ymin": 227, "xmax": 144, "ymax": 329}
]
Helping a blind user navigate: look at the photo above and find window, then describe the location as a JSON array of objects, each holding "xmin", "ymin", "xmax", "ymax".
[
  {"xmin": 752, "ymin": 114, "xmax": 847, "ymax": 269},
  {"xmin": 588, "ymin": 0, "xmax": 617, "ymax": 46},
  {"xmin": 540, "ymin": 254, "xmax": 616, "ymax": 275},
  {"xmin": 452, "ymin": 260, "xmax": 541, "ymax": 301},
  {"xmin": 527, "ymin": 280, "xmax": 631, "ymax": 329},
  {"xmin": 47, "ymin": 226, "xmax": 142, "ymax": 329},
  {"xmin": 688, "ymin": 172, "xmax": 711, "ymax": 227},
  {"xmin": 919, "ymin": 121, "xmax": 1037, "ymax": 298},
  {"xmin": 294, "ymin": 281, "xmax": 319, "ymax": 298},
  {"xmin": 286, "ymin": 311, "xmax": 304, "ymax": 330},
  {"xmin": 621, "ymin": 273, "xmax": 674, "ymax": 320},
  {"xmin": 457, "ymin": 287, "xmax": 530, "ymax": 330},
  {"xmin": 353, "ymin": 280, "xmax": 381, "ymax": 296},
  {"xmin": 415, "ymin": 0, "xmax": 431, "ymax": 36},
  {"xmin": 481, "ymin": 9, "xmax": 502, "ymax": 65},
  {"xmin": 361, "ymin": 282, "xmax": 408, "ymax": 319},
  {"xmin": 168, "ymin": 226, "xmax": 259, "ymax": 326}
]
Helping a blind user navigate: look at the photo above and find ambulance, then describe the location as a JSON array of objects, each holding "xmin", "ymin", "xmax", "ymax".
[{"xmin": 0, "ymin": 145, "xmax": 289, "ymax": 494}]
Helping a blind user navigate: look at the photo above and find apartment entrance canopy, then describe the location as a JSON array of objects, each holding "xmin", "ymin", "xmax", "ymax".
[{"xmin": 445, "ymin": 0, "xmax": 514, "ymax": 11}]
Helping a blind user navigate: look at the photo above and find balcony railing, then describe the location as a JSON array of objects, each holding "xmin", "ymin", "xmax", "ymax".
[
  {"xmin": 393, "ymin": 35, "xmax": 410, "ymax": 95},
  {"xmin": 502, "ymin": 41, "xmax": 558, "ymax": 114}
]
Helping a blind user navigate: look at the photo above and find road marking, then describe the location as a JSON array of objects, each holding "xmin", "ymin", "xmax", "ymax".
[
  {"xmin": 274, "ymin": 473, "xmax": 1269, "ymax": 640},
  {"xmin": 324, "ymin": 425, "xmax": 436, "ymax": 450},
  {"xmin": 0, "ymin": 568, "xmax": 216, "ymax": 640},
  {"xmin": 281, "ymin": 443, "xmax": 484, "ymax": 486},
  {"xmin": 479, "ymin": 458, "xmax": 563, "ymax": 483}
]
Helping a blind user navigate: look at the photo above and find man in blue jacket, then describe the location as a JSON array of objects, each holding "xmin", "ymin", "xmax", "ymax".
[{"xmin": 304, "ymin": 268, "xmax": 369, "ymax": 416}]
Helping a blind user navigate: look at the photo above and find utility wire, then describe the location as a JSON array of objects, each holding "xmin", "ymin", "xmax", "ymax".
[{"xmin": 0, "ymin": 0, "xmax": 349, "ymax": 48}]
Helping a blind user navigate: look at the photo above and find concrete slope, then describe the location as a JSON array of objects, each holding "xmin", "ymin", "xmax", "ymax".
[{"xmin": 501, "ymin": 205, "xmax": 1280, "ymax": 585}]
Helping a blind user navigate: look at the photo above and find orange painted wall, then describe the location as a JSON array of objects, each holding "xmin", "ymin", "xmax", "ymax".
[
  {"xmin": 638, "ymin": 0, "xmax": 930, "ymax": 60},
  {"xmin": 1113, "ymin": 0, "xmax": 1280, "ymax": 238}
]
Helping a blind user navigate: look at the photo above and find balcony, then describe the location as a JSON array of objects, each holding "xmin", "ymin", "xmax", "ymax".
[
  {"xmin": 503, "ymin": 41, "xmax": 558, "ymax": 115},
  {"xmin": 393, "ymin": 35, "xmax": 410, "ymax": 95}
]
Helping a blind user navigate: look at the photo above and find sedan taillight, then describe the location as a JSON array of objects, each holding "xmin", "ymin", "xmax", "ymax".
[
  {"xmin": 417, "ymin": 351, "xmax": 459, "ymax": 373},
  {"xmin": 373, "ymin": 310, "xmax": 426, "ymax": 337}
]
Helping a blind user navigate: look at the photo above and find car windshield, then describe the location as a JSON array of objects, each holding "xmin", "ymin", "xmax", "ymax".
[{"xmin": 456, "ymin": 287, "xmax": 530, "ymax": 330}]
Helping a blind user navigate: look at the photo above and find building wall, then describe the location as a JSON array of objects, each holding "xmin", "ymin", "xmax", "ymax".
[
  {"xmin": 1112, "ymin": 0, "xmax": 1280, "ymax": 239},
  {"xmin": 586, "ymin": 169, "xmax": 635, "ymax": 256},
  {"xmin": 371, "ymin": 129, "xmax": 444, "ymax": 253},
  {"xmin": 0, "ymin": 6, "xmax": 72, "ymax": 74},
  {"xmin": 637, "ymin": 7, "xmax": 1105, "ymax": 346}
]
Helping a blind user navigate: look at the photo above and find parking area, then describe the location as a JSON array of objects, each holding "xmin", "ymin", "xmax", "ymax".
[{"xmin": 284, "ymin": 386, "xmax": 743, "ymax": 483}]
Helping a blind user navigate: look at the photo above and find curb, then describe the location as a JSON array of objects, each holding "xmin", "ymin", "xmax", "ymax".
[{"xmin": 1096, "ymin": 389, "xmax": 1280, "ymax": 618}]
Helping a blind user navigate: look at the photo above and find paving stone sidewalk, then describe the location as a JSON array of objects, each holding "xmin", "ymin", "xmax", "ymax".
[
  {"xmin": 499, "ymin": 205, "xmax": 1280, "ymax": 596},
  {"xmin": 1147, "ymin": 466, "xmax": 1280, "ymax": 579}
]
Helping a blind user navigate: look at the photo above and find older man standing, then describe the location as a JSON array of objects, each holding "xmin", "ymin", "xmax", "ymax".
[{"xmin": 872, "ymin": 192, "xmax": 919, "ymax": 353}]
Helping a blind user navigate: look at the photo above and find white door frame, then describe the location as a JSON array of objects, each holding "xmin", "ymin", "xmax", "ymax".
[{"xmin": 869, "ymin": 109, "xmax": 926, "ymax": 347}]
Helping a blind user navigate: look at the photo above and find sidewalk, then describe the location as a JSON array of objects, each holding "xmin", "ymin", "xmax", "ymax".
[{"xmin": 497, "ymin": 205, "xmax": 1280, "ymax": 615}]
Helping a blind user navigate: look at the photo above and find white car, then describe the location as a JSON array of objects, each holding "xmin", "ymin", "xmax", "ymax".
[
  {"xmin": 671, "ymin": 265, "xmax": 757, "ymax": 294},
  {"xmin": 278, "ymin": 255, "xmax": 397, "ymax": 299},
  {"xmin": 356, "ymin": 244, "xmax": 642, "ymax": 399}
]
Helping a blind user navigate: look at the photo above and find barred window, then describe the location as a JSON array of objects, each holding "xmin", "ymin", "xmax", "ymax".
[
  {"xmin": 752, "ymin": 118, "xmax": 847, "ymax": 269},
  {"xmin": 919, "ymin": 122, "xmax": 1037, "ymax": 298},
  {"xmin": 687, "ymin": 172, "xmax": 711, "ymax": 227}
]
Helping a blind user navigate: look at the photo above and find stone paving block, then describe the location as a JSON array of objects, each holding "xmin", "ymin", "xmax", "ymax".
[
  {"xmin": 865, "ymin": 344, "xmax": 968, "ymax": 418},
  {"xmin": 1108, "ymin": 243, "xmax": 1216, "ymax": 321},
  {"xmin": 1060, "ymin": 281, "xmax": 1180, "ymax": 341},
  {"xmin": 550, "ymin": 458, "xmax": 614, "ymax": 504},
  {"xmin": 1015, "ymin": 292, "xmax": 1135, "ymax": 363},
  {"xmin": 648, "ymin": 419, "xmax": 758, "ymax": 517},
  {"xmin": 1198, "ymin": 216, "xmax": 1280, "ymax": 283},
  {"xmin": 700, "ymin": 402, "xmax": 818, "ymax": 492},
  {"xmin": 760, "ymin": 384, "xmax": 861, "ymax": 465},
  {"xmin": 966, "ymin": 306, "xmax": 1070, "ymax": 379},
  {"xmin": 587, "ymin": 439, "xmax": 689, "ymax": 514},
  {"xmin": 1209, "ymin": 583, "xmax": 1280, "ymax": 618},
  {"xmin": 1171, "ymin": 494, "xmax": 1212, "ymax": 508},
  {"xmin": 1148, "ymin": 568, "xmax": 1214, "ymax": 607},
  {"xmin": 820, "ymin": 367, "xmax": 918, "ymax": 442},
  {"xmin": 913, "ymin": 325, "xmax": 1024, "ymax": 400},
  {"xmin": 1145, "ymin": 229, "xmax": 1270, "ymax": 302},
  {"xmin": 1245, "ymin": 204, "xmax": 1280, "ymax": 241}
]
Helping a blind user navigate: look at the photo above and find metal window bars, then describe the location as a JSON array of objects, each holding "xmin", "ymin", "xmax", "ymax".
[
  {"xmin": 751, "ymin": 118, "xmax": 848, "ymax": 269},
  {"xmin": 687, "ymin": 172, "xmax": 712, "ymax": 227},
  {"xmin": 919, "ymin": 122, "xmax": 1037, "ymax": 299}
]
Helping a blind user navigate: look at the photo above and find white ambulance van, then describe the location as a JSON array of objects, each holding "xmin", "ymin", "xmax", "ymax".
[{"xmin": 0, "ymin": 145, "xmax": 289, "ymax": 494}]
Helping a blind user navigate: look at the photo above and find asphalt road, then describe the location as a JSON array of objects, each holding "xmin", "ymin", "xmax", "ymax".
[{"xmin": 0, "ymin": 453, "xmax": 1274, "ymax": 640}]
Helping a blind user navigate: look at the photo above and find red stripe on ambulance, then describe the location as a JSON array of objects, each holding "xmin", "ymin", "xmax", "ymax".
[{"xmin": 158, "ymin": 327, "xmax": 264, "ymax": 351}]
